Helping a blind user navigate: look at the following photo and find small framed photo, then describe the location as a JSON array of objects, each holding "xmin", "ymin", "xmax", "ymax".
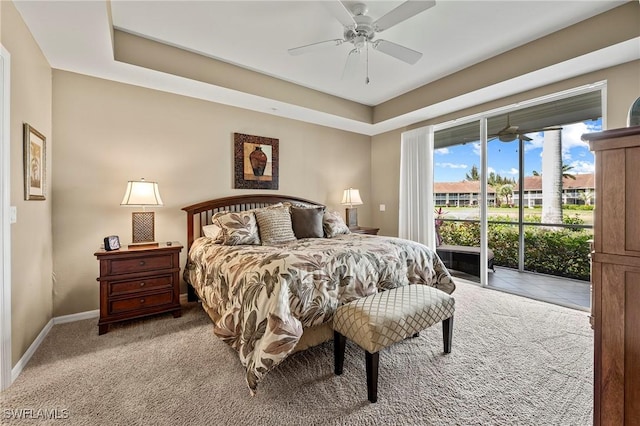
[
  {"xmin": 233, "ymin": 133, "xmax": 279, "ymax": 190},
  {"xmin": 23, "ymin": 123, "xmax": 46, "ymax": 200}
]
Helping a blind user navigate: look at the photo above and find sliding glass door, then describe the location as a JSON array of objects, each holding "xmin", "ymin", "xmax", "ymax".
[{"xmin": 433, "ymin": 87, "xmax": 602, "ymax": 306}]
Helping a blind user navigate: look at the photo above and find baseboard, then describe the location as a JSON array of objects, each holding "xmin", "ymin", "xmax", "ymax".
[
  {"xmin": 11, "ymin": 318, "xmax": 53, "ymax": 382},
  {"xmin": 9, "ymin": 298, "xmax": 192, "ymax": 384},
  {"xmin": 53, "ymin": 309, "xmax": 99, "ymax": 325},
  {"xmin": 11, "ymin": 309, "xmax": 100, "ymax": 383}
]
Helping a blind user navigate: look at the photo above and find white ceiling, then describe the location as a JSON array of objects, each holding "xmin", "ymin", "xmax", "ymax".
[{"xmin": 13, "ymin": 1, "xmax": 638, "ymax": 135}]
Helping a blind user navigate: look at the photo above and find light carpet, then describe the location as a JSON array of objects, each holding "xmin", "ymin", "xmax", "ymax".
[{"xmin": 0, "ymin": 279, "xmax": 593, "ymax": 425}]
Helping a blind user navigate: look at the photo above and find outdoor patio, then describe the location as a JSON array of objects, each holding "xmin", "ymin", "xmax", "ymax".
[{"xmin": 449, "ymin": 266, "xmax": 591, "ymax": 312}]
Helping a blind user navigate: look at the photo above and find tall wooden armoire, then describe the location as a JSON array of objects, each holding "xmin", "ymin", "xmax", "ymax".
[{"xmin": 583, "ymin": 126, "xmax": 640, "ymax": 425}]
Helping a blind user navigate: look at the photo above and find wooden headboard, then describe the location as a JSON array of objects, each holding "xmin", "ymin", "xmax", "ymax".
[{"xmin": 181, "ymin": 194, "xmax": 323, "ymax": 250}]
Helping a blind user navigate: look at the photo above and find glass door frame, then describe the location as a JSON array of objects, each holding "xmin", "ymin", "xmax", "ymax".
[{"xmin": 432, "ymin": 82, "xmax": 606, "ymax": 287}]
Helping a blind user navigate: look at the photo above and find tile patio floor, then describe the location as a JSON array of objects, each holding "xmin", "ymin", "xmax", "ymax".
[{"xmin": 449, "ymin": 266, "xmax": 591, "ymax": 312}]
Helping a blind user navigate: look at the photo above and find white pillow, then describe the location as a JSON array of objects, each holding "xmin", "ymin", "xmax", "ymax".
[{"xmin": 202, "ymin": 223, "xmax": 222, "ymax": 241}]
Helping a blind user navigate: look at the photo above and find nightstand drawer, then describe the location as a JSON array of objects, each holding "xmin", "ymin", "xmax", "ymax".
[
  {"xmin": 109, "ymin": 291, "xmax": 174, "ymax": 315},
  {"xmin": 96, "ymin": 243, "xmax": 183, "ymax": 334},
  {"xmin": 109, "ymin": 254, "xmax": 174, "ymax": 275},
  {"xmin": 109, "ymin": 275, "xmax": 173, "ymax": 297}
]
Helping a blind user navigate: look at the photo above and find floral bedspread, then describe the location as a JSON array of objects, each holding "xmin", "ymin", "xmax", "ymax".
[{"xmin": 184, "ymin": 233, "xmax": 455, "ymax": 394}]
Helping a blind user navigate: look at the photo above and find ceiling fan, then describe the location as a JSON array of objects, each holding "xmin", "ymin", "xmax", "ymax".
[
  {"xmin": 288, "ymin": 0, "xmax": 436, "ymax": 83},
  {"xmin": 489, "ymin": 115, "xmax": 563, "ymax": 143}
]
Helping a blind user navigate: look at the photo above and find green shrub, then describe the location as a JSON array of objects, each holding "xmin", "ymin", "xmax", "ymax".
[
  {"xmin": 564, "ymin": 204, "xmax": 594, "ymax": 211},
  {"xmin": 439, "ymin": 220, "xmax": 591, "ymax": 281}
]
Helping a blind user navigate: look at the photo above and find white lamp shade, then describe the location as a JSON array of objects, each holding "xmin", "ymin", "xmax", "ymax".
[
  {"xmin": 341, "ymin": 188, "xmax": 363, "ymax": 207},
  {"xmin": 121, "ymin": 179, "xmax": 163, "ymax": 207}
]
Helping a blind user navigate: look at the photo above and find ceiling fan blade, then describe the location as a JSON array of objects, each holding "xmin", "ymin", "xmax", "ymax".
[
  {"xmin": 521, "ymin": 135, "xmax": 533, "ymax": 142},
  {"xmin": 341, "ymin": 48, "xmax": 360, "ymax": 80},
  {"xmin": 288, "ymin": 39, "xmax": 344, "ymax": 56},
  {"xmin": 373, "ymin": 0, "xmax": 436, "ymax": 32},
  {"xmin": 324, "ymin": 1, "xmax": 356, "ymax": 29},
  {"xmin": 373, "ymin": 40, "xmax": 422, "ymax": 64}
]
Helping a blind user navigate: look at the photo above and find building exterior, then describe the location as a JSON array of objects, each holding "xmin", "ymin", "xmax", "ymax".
[{"xmin": 434, "ymin": 173, "xmax": 594, "ymax": 207}]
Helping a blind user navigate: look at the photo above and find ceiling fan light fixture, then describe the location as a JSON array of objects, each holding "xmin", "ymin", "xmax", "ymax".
[{"xmin": 354, "ymin": 35, "xmax": 366, "ymax": 49}]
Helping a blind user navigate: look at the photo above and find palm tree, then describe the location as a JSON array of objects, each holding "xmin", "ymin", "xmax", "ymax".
[
  {"xmin": 497, "ymin": 183, "xmax": 514, "ymax": 206},
  {"xmin": 541, "ymin": 129, "xmax": 563, "ymax": 224},
  {"xmin": 532, "ymin": 163, "xmax": 576, "ymax": 180},
  {"xmin": 579, "ymin": 189, "xmax": 595, "ymax": 205},
  {"xmin": 561, "ymin": 164, "xmax": 576, "ymax": 180}
]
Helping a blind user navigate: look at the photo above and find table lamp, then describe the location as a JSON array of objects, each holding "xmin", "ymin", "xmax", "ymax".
[
  {"xmin": 121, "ymin": 178, "xmax": 163, "ymax": 247},
  {"xmin": 341, "ymin": 188, "xmax": 363, "ymax": 228}
]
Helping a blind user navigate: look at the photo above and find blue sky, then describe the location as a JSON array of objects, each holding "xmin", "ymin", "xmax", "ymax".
[{"xmin": 434, "ymin": 118, "xmax": 602, "ymax": 182}]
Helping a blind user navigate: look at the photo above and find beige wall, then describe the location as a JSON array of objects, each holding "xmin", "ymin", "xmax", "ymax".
[
  {"xmin": 371, "ymin": 60, "xmax": 640, "ymax": 237},
  {"xmin": 2, "ymin": 1, "xmax": 53, "ymax": 366},
  {"xmin": 51, "ymin": 71, "xmax": 371, "ymax": 316}
]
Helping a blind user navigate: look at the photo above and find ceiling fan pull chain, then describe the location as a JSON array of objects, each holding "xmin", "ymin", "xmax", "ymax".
[{"xmin": 366, "ymin": 43, "xmax": 370, "ymax": 85}]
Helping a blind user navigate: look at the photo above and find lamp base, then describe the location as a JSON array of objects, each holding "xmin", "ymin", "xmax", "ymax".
[
  {"xmin": 345, "ymin": 207, "xmax": 358, "ymax": 228},
  {"xmin": 128, "ymin": 242, "xmax": 160, "ymax": 250},
  {"xmin": 132, "ymin": 211, "xmax": 155, "ymax": 244}
]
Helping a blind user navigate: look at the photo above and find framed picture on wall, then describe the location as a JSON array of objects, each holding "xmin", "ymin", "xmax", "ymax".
[
  {"xmin": 233, "ymin": 133, "xmax": 279, "ymax": 190},
  {"xmin": 23, "ymin": 123, "xmax": 46, "ymax": 200}
]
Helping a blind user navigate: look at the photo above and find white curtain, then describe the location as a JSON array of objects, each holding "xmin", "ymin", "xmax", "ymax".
[{"xmin": 399, "ymin": 126, "xmax": 436, "ymax": 249}]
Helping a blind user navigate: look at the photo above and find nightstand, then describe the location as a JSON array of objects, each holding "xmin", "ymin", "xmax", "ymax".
[
  {"xmin": 95, "ymin": 242, "xmax": 183, "ymax": 335},
  {"xmin": 349, "ymin": 226, "xmax": 380, "ymax": 235}
]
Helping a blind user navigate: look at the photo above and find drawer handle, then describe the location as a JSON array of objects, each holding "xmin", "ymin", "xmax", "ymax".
[
  {"xmin": 139, "ymin": 282, "xmax": 145, "ymax": 287},
  {"xmin": 140, "ymin": 298, "xmax": 145, "ymax": 304},
  {"xmin": 139, "ymin": 261, "xmax": 146, "ymax": 266}
]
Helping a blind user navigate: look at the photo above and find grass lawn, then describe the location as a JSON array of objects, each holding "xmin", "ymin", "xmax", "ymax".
[{"xmin": 439, "ymin": 206, "xmax": 594, "ymax": 226}]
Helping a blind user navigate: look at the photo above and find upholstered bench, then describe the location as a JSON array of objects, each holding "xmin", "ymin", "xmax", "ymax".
[{"xmin": 333, "ymin": 284, "xmax": 455, "ymax": 403}]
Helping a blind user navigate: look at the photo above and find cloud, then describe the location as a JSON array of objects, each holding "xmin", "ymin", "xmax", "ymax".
[
  {"xmin": 487, "ymin": 166, "xmax": 496, "ymax": 174},
  {"xmin": 435, "ymin": 148, "xmax": 450, "ymax": 155},
  {"xmin": 568, "ymin": 160, "xmax": 595, "ymax": 174},
  {"xmin": 505, "ymin": 168, "xmax": 519, "ymax": 175},
  {"xmin": 561, "ymin": 122, "xmax": 591, "ymax": 154},
  {"xmin": 524, "ymin": 134, "xmax": 544, "ymax": 152},
  {"xmin": 436, "ymin": 162, "xmax": 468, "ymax": 169},
  {"xmin": 523, "ymin": 122, "xmax": 592, "ymax": 154}
]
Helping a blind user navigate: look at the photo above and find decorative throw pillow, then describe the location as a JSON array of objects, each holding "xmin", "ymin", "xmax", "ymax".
[
  {"xmin": 291, "ymin": 206, "xmax": 325, "ymax": 239},
  {"xmin": 202, "ymin": 223, "xmax": 222, "ymax": 242},
  {"xmin": 216, "ymin": 211, "xmax": 260, "ymax": 245},
  {"xmin": 254, "ymin": 205, "xmax": 296, "ymax": 245},
  {"xmin": 323, "ymin": 210, "xmax": 351, "ymax": 238}
]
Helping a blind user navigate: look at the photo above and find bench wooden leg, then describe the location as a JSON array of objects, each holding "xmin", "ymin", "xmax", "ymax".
[
  {"xmin": 442, "ymin": 316, "xmax": 453, "ymax": 354},
  {"xmin": 365, "ymin": 351, "xmax": 379, "ymax": 403},
  {"xmin": 334, "ymin": 331, "xmax": 346, "ymax": 375}
]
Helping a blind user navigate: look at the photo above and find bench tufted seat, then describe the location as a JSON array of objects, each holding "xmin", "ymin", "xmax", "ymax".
[{"xmin": 333, "ymin": 284, "xmax": 455, "ymax": 402}]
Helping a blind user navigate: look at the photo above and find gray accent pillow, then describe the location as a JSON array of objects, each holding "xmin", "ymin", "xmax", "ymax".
[
  {"xmin": 291, "ymin": 206, "xmax": 325, "ymax": 239},
  {"xmin": 255, "ymin": 205, "xmax": 297, "ymax": 245},
  {"xmin": 323, "ymin": 210, "xmax": 351, "ymax": 238}
]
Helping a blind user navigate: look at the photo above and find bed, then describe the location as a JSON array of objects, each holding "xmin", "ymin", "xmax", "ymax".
[{"xmin": 182, "ymin": 194, "xmax": 456, "ymax": 394}]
